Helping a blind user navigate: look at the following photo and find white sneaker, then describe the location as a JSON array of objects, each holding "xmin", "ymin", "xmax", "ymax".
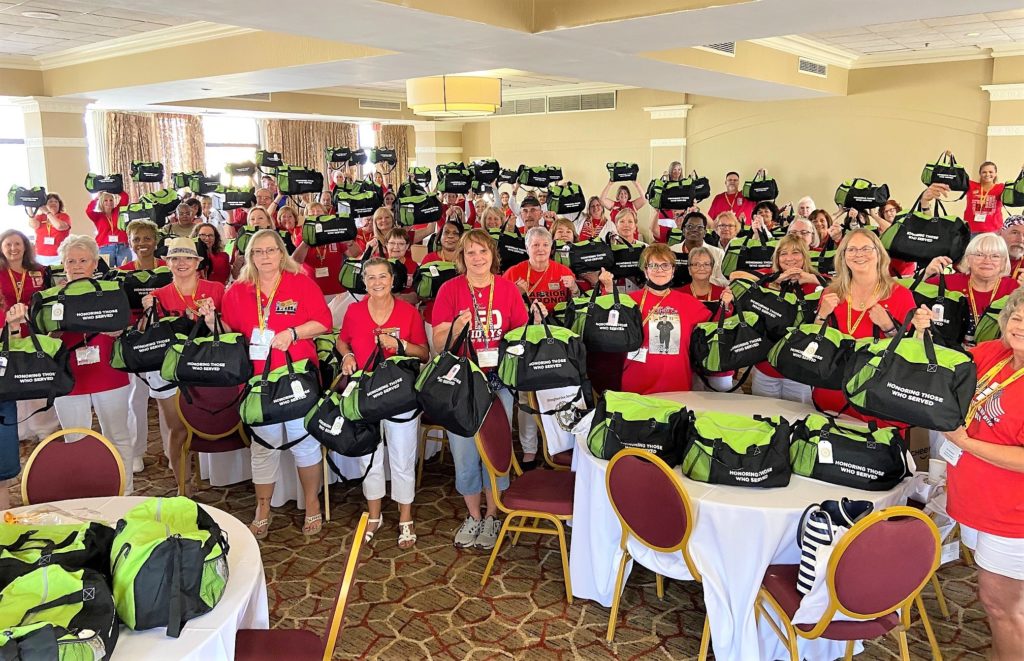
[
  {"xmin": 454, "ymin": 516, "xmax": 482, "ymax": 548},
  {"xmin": 132, "ymin": 457, "xmax": 144, "ymax": 474},
  {"xmin": 474, "ymin": 516, "xmax": 503, "ymax": 550}
]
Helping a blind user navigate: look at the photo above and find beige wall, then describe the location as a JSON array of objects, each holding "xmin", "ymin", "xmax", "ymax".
[{"xmin": 0, "ymin": 68, "xmax": 44, "ymax": 97}]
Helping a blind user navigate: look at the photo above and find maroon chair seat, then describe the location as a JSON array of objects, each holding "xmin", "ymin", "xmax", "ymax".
[
  {"xmin": 502, "ymin": 470, "xmax": 575, "ymax": 516},
  {"xmin": 21, "ymin": 429, "xmax": 124, "ymax": 504},
  {"xmin": 233, "ymin": 629, "xmax": 322, "ymax": 661},
  {"xmin": 190, "ymin": 432, "xmax": 247, "ymax": 454},
  {"xmin": 762, "ymin": 564, "xmax": 900, "ymax": 639},
  {"xmin": 551, "ymin": 450, "xmax": 573, "ymax": 467}
]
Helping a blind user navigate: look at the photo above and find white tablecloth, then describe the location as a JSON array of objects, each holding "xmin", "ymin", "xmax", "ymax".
[
  {"xmin": 8, "ymin": 496, "xmax": 269, "ymax": 661},
  {"xmin": 569, "ymin": 391, "xmax": 912, "ymax": 661}
]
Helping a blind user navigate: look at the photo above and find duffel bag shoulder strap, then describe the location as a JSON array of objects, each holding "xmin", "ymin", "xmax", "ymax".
[{"xmin": 244, "ymin": 349, "xmax": 310, "ymax": 451}]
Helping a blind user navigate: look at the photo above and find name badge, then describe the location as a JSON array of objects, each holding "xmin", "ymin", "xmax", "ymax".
[
  {"xmin": 249, "ymin": 327, "xmax": 274, "ymax": 361},
  {"xmin": 973, "ymin": 212, "xmax": 987, "ymax": 224},
  {"xmin": 76, "ymin": 345, "xmax": 100, "ymax": 365},
  {"xmin": 43, "ymin": 236, "xmax": 56, "ymax": 245},
  {"xmin": 315, "ymin": 267, "xmax": 329, "ymax": 278},
  {"xmin": 108, "ymin": 235, "xmax": 120, "ymax": 243},
  {"xmin": 477, "ymin": 349, "xmax": 498, "ymax": 368},
  {"xmin": 939, "ymin": 439, "xmax": 963, "ymax": 466},
  {"xmin": 548, "ymin": 282, "xmax": 560, "ymax": 291}
]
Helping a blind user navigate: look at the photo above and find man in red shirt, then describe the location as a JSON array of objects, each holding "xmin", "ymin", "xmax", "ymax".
[
  {"xmin": 231, "ymin": 188, "xmax": 279, "ymax": 229},
  {"xmin": 708, "ymin": 171, "xmax": 756, "ymax": 226},
  {"xmin": 1002, "ymin": 215, "xmax": 1024, "ymax": 283}
]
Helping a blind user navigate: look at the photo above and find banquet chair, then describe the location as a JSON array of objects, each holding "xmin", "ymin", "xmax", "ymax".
[
  {"xmin": 755, "ymin": 506, "xmax": 942, "ymax": 661},
  {"xmin": 604, "ymin": 448, "xmax": 710, "ymax": 654},
  {"xmin": 415, "ymin": 413, "xmax": 448, "ymax": 487},
  {"xmin": 475, "ymin": 401, "xmax": 575, "ymax": 602},
  {"xmin": 234, "ymin": 512, "xmax": 368, "ymax": 661},
  {"xmin": 21, "ymin": 428, "xmax": 125, "ymax": 505},
  {"xmin": 526, "ymin": 392, "xmax": 572, "ymax": 471},
  {"xmin": 176, "ymin": 386, "xmax": 249, "ymax": 497}
]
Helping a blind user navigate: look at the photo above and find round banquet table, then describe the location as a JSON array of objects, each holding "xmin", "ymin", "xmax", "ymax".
[
  {"xmin": 6, "ymin": 496, "xmax": 269, "ymax": 661},
  {"xmin": 568, "ymin": 391, "xmax": 917, "ymax": 661}
]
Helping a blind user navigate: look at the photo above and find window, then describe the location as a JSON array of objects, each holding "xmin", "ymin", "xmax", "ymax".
[
  {"xmin": 203, "ymin": 115, "xmax": 259, "ymax": 185},
  {"xmin": 0, "ymin": 105, "xmax": 30, "ymax": 235},
  {"xmin": 358, "ymin": 121, "xmax": 376, "ymax": 178}
]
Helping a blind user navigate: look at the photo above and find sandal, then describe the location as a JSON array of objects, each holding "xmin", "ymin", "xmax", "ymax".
[
  {"xmin": 250, "ymin": 512, "xmax": 273, "ymax": 541},
  {"xmin": 302, "ymin": 513, "xmax": 323, "ymax": 537},
  {"xmin": 398, "ymin": 521, "xmax": 417, "ymax": 549},
  {"xmin": 364, "ymin": 515, "xmax": 384, "ymax": 544}
]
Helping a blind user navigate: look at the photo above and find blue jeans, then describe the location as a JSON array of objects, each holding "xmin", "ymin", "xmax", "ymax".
[
  {"xmin": 0, "ymin": 401, "xmax": 20, "ymax": 481},
  {"xmin": 448, "ymin": 388, "xmax": 514, "ymax": 497},
  {"xmin": 99, "ymin": 242, "xmax": 131, "ymax": 267}
]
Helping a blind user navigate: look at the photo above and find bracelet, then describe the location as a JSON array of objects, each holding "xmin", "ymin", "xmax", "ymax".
[
  {"xmin": 289, "ymin": 327, "xmax": 299, "ymax": 342},
  {"xmin": 342, "ymin": 352, "xmax": 355, "ymax": 362}
]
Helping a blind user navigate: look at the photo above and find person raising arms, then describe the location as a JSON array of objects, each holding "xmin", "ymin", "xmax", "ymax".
[{"xmin": 29, "ymin": 193, "xmax": 71, "ymax": 266}]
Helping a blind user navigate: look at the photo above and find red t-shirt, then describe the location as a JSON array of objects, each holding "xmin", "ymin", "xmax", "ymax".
[
  {"xmin": 927, "ymin": 273, "xmax": 1018, "ymax": 326},
  {"xmin": 620, "ymin": 289, "xmax": 711, "ymax": 395},
  {"xmin": 502, "ymin": 260, "xmax": 575, "ymax": 312},
  {"xmin": 33, "ymin": 213, "xmax": 71, "ymax": 257},
  {"xmin": 85, "ymin": 192, "xmax": 129, "ymax": 247},
  {"xmin": 609, "ymin": 201, "xmax": 636, "ymax": 224},
  {"xmin": 964, "ymin": 181, "xmax": 1005, "ymax": 233},
  {"xmin": 301, "ymin": 243, "xmax": 345, "ymax": 296},
  {"xmin": 63, "ymin": 332, "xmax": 129, "ymax": 396},
  {"xmin": 206, "ymin": 251, "xmax": 231, "ymax": 284},
  {"xmin": 153, "ymin": 279, "xmax": 225, "ymax": 319},
  {"xmin": 947, "ymin": 340, "xmax": 1024, "ymax": 537},
  {"xmin": 339, "ymin": 298, "xmax": 427, "ymax": 368},
  {"xmin": 221, "ymin": 270, "xmax": 332, "ymax": 373},
  {"xmin": 431, "ymin": 274, "xmax": 528, "ymax": 364},
  {"xmin": 811, "ymin": 284, "xmax": 916, "ymax": 425},
  {"xmin": 1, "ymin": 267, "xmax": 46, "ymax": 337},
  {"xmin": 708, "ymin": 192, "xmax": 756, "ymax": 226}
]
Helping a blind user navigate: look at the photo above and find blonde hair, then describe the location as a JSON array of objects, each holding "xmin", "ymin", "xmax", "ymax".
[
  {"xmin": 826, "ymin": 229, "xmax": 895, "ymax": 300},
  {"xmin": 772, "ymin": 234, "xmax": 817, "ymax": 274},
  {"xmin": 236, "ymin": 229, "xmax": 301, "ymax": 284},
  {"xmin": 372, "ymin": 207, "xmax": 395, "ymax": 239},
  {"xmin": 479, "ymin": 206, "xmax": 505, "ymax": 229},
  {"xmin": 247, "ymin": 207, "xmax": 272, "ymax": 228},
  {"xmin": 549, "ymin": 217, "xmax": 578, "ymax": 242},
  {"xmin": 961, "ymin": 232, "xmax": 1010, "ymax": 277},
  {"xmin": 455, "ymin": 229, "xmax": 500, "ymax": 275}
]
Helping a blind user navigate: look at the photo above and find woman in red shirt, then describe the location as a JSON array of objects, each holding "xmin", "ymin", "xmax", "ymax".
[
  {"xmin": 601, "ymin": 181, "xmax": 647, "ymax": 230},
  {"xmin": 193, "ymin": 223, "xmax": 230, "ymax": 284},
  {"xmin": 432, "ymin": 229, "xmax": 529, "ymax": 551},
  {"xmin": 965, "ymin": 161, "xmax": 1006, "ymax": 234},
  {"xmin": 352, "ymin": 207, "xmax": 395, "ymax": 256},
  {"xmin": 811, "ymin": 229, "xmax": 931, "ymax": 424},
  {"xmin": 943, "ymin": 288, "xmax": 1024, "ymax": 659},
  {"xmin": 276, "ymin": 206, "xmax": 303, "ymax": 249},
  {"xmin": 420, "ymin": 220, "xmax": 464, "ymax": 352},
  {"xmin": 29, "ymin": 193, "xmax": 71, "ymax": 266},
  {"xmin": 680, "ymin": 245, "xmax": 732, "ymax": 391},
  {"xmin": 598, "ymin": 243, "xmax": 712, "ymax": 395},
  {"xmin": 579, "ymin": 196, "xmax": 605, "ymax": 242},
  {"xmin": 383, "ymin": 228, "xmax": 419, "ymax": 304},
  {"xmin": 336, "ymin": 258, "xmax": 429, "ymax": 548},
  {"xmin": 923, "ymin": 232, "xmax": 1020, "ymax": 345},
  {"xmin": 86, "ymin": 191, "xmax": 130, "ymax": 266}
]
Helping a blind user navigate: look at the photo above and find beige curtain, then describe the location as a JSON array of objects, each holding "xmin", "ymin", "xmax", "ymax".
[
  {"xmin": 260, "ymin": 119, "xmax": 358, "ymax": 179},
  {"xmin": 102, "ymin": 111, "xmax": 206, "ymax": 200},
  {"xmin": 378, "ymin": 124, "xmax": 410, "ymax": 192}
]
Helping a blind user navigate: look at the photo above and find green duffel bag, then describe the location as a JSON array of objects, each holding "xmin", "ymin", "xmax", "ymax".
[
  {"xmin": 338, "ymin": 248, "xmax": 407, "ymax": 295},
  {"xmin": 1002, "ymin": 168, "xmax": 1024, "ymax": 207},
  {"xmin": 497, "ymin": 318, "xmax": 587, "ymax": 392},
  {"xmin": 106, "ymin": 266, "xmax": 173, "ymax": 311},
  {"xmin": 412, "ymin": 260, "xmax": 458, "ymax": 300},
  {"xmin": 112, "ymin": 303, "xmax": 194, "ymax": 374},
  {"xmin": 561, "ymin": 286, "xmax": 643, "ymax": 354},
  {"xmin": 896, "ymin": 270, "xmax": 970, "ymax": 348},
  {"xmin": 234, "ymin": 227, "xmax": 295, "ymax": 256},
  {"xmin": 171, "ymin": 170, "xmax": 203, "ymax": 190},
  {"xmin": 0, "ymin": 323, "xmax": 74, "ymax": 414},
  {"xmin": 790, "ymin": 414, "xmax": 911, "ymax": 491},
  {"xmin": 7, "ymin": 185, "xmax": 46, "ymax": 208},
  {"xmin": 84, "ymin": 172, "xmax": 124, "ymax": 195},
  {"xmin": 130, "ymin": 160, "xmax": 164, "ymax": 183},
  {"xmin": 547, "ymin": 182, "xmax": 586, "ymax": 215},
  {"xmin": 29, "ymin": 277, "xmax": 131, "ymax": 334},
  {"xmin": 301, "ymin": 214, "xmax": 357, "ymax": 246},
  {"xmin": 217, "ymin": 186, "xmax": 256, "ymax": 210},
  {"xmin": 188, "ymin": 173, "xmax": 221, "ymax": 195},
  {"xmin": 722, "ymin": 227, "xmax": 777, "ymax": 275},
  {"xmin": 408, "ymin": 166, "xmax": 431, "ymax": 186},
  {"xmin": 315, "ymin": 331, "xmax": 340, "ymax": 389},
  {"xmin": 0, "ymin": 566, "xmax": 118, "ymax": 660},
  {"xmin": 843, "ymin": 312, "xmax": 976, "ymax": 431},
  {"xmin": 239, "ymin": 350, "xmax": 321, "ymax": 435},
  {"xmin": 606, "ymin": 162, "xmax": 639, "ymax": 182},
  {"xmin": 767, "ymin": 316, "xmax": 856, "ymax": 390},
  {"xmin": 587, "ymin": 391, "xmax": 688, "ymax": 466},
  {"xmin": 160, "ymin": 315, "xmax": 252, "ymax": 388},
  {"xmin": 690, "ymin": 308, "xmax": 769, "ymax": 377},
  {"xmin": 920, "ymin": 150, "xmax": 969, "ymax": 192},
  {"xmin": 111, "ymin": 497, "xmax": 228, "ymax": 638},
  {"xmin": 338, "ymin": 341, "xmax": 421, "ymax": 424},
  {"xmin": 975, "ymin": 295, "xmax": 1008, "ymax": 344},
  {"xmin": 0, "ymin": 522, "xmax": 114, "ymax": 588},
  {"xmin": 139, "ymin": 187, "xmax": 180, "ymax": 224},
  {"xmin": 117, "ymin": 201, "xmax": 154, "ymax": 230},
  {"xmin": 833, "ymin": 178, "xmax": 890, "ymax": 211},
  {"xmin": 682, "ymin": 411, "xmax": 792, "ymax": 488},
  {"xmin": 398, "ymin": 193, "xmax": 442, "ymax": 226},
  {"xmin": 333, "ymin": 190, "xmax": 379, "ymax": 218}
]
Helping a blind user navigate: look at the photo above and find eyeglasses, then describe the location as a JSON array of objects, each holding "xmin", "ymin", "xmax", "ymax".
[
  {"xmin": 690, "ymin": 262, "xmax": 713, "ymax": 269},
  {"xmin": 969, "ymin": 252, "xmax": 1003, "ymax": 262},
  {"xmin": 715, "ymin": 223, "xmax": 738, "ymax": 231},
  {"xmin": 645, "ymin": 263, "xmax": 674, "ymax": 273},
  {"xmin": 788, "ymin": 230, "xmax": 813, "ymax": 238},
  {"xmin": 684, "ymin": 224, "xmax": 705, "ymax": 231},
  {"xmin": 386, "ymin": 242, "xmax": 408, "ymax": 250},
  {"xmin": 197, "ymin": 233, "xmax": 216, "ymax": 239},
  {"xmin": 251, "ymin": 247, "xmax": 281, "ymax": 257},
  {"xmin": 845, "ymin": 246, "xmax": 877, "ymax": 256}
]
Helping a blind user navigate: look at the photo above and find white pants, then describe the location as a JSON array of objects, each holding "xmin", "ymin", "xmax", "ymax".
[
  {"xmin": 35, "ymin": 254, "xmax": 61, "ymax": 266},
  {"xmin": 960, "ymin": 525, "xmax": 1024, "ymax": 580},
  {"xmin": 127, "ymin": 374, "xmax": 151, "ymax": 460},
  {"xmin": 54, "ymin": 385, "xmax": 134, "ymax": 495},
  {"xmin": 15, "ymin": 400, "xmax": 60, "ymax": 440},
  {"xmin": 751, "ymin": 369, "xmax": 812, "ymax": 404},
  {"xmin": 517, "ymin": 392, "xmax": 538, "ymax": 456},
  {"xmin": 691, "ymin": 374, "xmax": 735, "ymax": 392},
  {"xmin": 360, "ymin": 413, "xmax": 419, "ymax": 505},
  {"xmin": 249, "ymin": 417, "xmax": 322, "ymax": 485}
]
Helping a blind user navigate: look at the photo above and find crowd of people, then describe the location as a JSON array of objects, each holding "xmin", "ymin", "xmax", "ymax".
[{"xmin": 3, "ymin": 156, "xmax": 1024, "ymax": 657}]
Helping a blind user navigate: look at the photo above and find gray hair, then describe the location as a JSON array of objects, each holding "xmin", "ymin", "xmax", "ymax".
[
  {"xmin": 787, "ymin": 218, "xmax": 819, "ymax": 248},
  {"xmin": 360, "ymin": 257, "xmax": 393, "ymax": 284},
  {"xmin": 998, "ymin": 287, "xmax": 1024, "ymax": 336},
  {"xmin": 58, "ymin": 234, "xmax": 99, "ymax": 263},
  {"xmin": 961, "ymin": 232, "xmax": 1010, "ymax": 277},
  {"xmin": 525, "ymin": 226, "xmax": 552, "ymax": 247}
]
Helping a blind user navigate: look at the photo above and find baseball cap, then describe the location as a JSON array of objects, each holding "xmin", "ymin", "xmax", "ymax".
[{"xmin": 521, "ymin": 195, "xmax": 541, "ymax": 208}]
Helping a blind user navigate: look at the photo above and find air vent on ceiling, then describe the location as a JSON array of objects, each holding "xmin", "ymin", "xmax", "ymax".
[
  {"xmin": 798, "ymin": 57, "xmax": 828, "ymax": 77},
  {"xmin": 359, "ymin": 99, "xmax": 402, "ymax": 111},
  {"xmin": 548, "ymin": 91, "xmax": 616, "ymax": 113},
  {"xmin": 226, "ymin": 92, "xmax": 271, "ymax": 102},
  {"xmin": 495, "ymin": 97, "xmax": 546, "ymax": 116},
  {"xmin": 696, "ymin": 42, "xmax": 736, "ymax": 56}
]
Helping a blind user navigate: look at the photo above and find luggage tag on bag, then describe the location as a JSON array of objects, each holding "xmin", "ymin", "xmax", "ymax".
[
  {"xmin": 0, "ymin": 356, "xmax": 6, "ymax": 377},
  {"xmin": 342, "ymin": 381, "xmax": 357, "ymax": 397},
  {"xmin": 801, "ymin": 341, "xmax": 819, "ymax": 360},
  {"xmin": 315, "ymin": 267, "xmax": 329, "ymax": 278},
  {"xmin": 429, "ymin": 265, "xmax": 439, "ymax": 277},
  {"xmin": 290, "ymin": 380, "xmax": 306, "ymax": 399},
  {"xmin": 477, "ymin": 349, "xmax": 498, "ymax": 368},
  {"xmin": 607, "ymin": 310, "xmax": 620, "ymax": 326},
  {"xmin": 51, "ymin": 303, "xmax": 64, "ymax": 321},
  {"xmin": 817, "ymin": 440, "xmax": 834, "ymax": 464},
  {"xmin": 939, "ymin": 439, "xmax": 963, "ymax": 466},
  {"xmin": 627, "ymin": 347, "xmax": 648, "ymax": 363},
  {"xmin": 330, "ymin": 415, "xmax": 344, "ymax": 435},
  {"xmin": 75, "ymin": 345, "xmax": 100, "ymax": 366},
  {"xmin": 931, "ymin": 304, "xmax": 945, "ymax": 323}
]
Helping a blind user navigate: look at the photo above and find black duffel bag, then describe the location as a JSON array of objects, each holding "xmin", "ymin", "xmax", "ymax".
[
  {"xmin": 690, "ymin": 306, "xmax": 770, "ymax": 377},
  {"xmin": 339, "ymin": 338, "xmax": 421, "ymax": 424},
  {"xmin": 607, "ymin": 236, "xmax": 644, "ymax": 281},
  {"xmin": 790, "ymin": 414, "xmax": 911, "ymax": 491},
  {"xmin": 130, "ymin": 160, "xmax": 164, "ymax": 183},
  {"xmin": 606, "ymin": 162, "xmax": 639, "ymax": 182},
  {"xmin": 0, "ymin": 324, "xmax": 74, "ymax": 419},
  {"xmin": 564, "ymin": 285, "xmax": 643, "ymax": 354},
  {"xmin": 30, "ymin": 277, "xmax": 131, "ymax": 334},
  {"xmin": 276, "ymin": 165, "xmax": 324, "ymax": 195},
  {"xmin": 554, "ymin": 239, "xmax": 614, "ymax": 276},
  {"xmin": 586, "ymin": 391, "xmax": 689, "ymax": 467},
  {"xmin": 879, "ymin": 197, "xmax": 970, "ymax": 264},
  {"xmin": 767, "ymin": 314, "xmax": 856, "ymax": 390},
  {"xmin": 304, "ymin": 376, "xmax": 382, "ymax": 485},
  {"xmin": 370, "ymin": 147, "xmax": 397, "ymax": 166},
  {"xmin": 217, "ymin": 186, "xmax": 256, "ymax": 210},
  {"xmin": 225, "ymin": 161, "xmax": 257, "ymax": 177},
  {"xmin": 899, "ymin": 270, "xmax": 970, "ymax": 349},
  {"xmin": 834, "ymin": 178, "xmax": 890, "ymax": 211},
  {"xmin": 728, "ymin": 272, "xmax": 805, "ymax": 342},
  {"xmin": 436, "ymin": 163, "xmax": 472, "ymax": 194},
  {"xmin": 160, "ymin": 314, "xmax": 253, "ymax": 389},
  {"xmin": 496, "ymin": 224, "xmax": 528, "ymax": 270},
  {"xmin": 84, "ymin": 173, "xmax": 124, "ymax": 194},
  {"xmin": 239, "ymin": 349, "xmax": 321, "ymax": 437},
  {"xmin": 921, "ymin": 150, "xmax": 969, "ymax": 193},
  {"xmin": 326, "ymin": 146, "xmax": 351, "ymax": 165},
  {"xmin": 255, "ymin": 150, "xmax": 283, "ymax": 169},
  {"xmin": 471, "ymin": 159, "xmax": 500, "ymax": 184},
  {"xmin": 301, "ymin": 214, "xmax": 357, "ymax": 246},
  {"xmin": 112, "ymin": 303, "xmax": 194, "ymax": 374},
  {"xmin": 189, "ymin": 173, "xmax": 221, "ymax": 195},
  {"xmin": 682, "ymin": 411, "xmax": 792, "ymax": 487},
  {"xmin": 742, "ymin": 169, "xmax": 779, "ymax": 201},
  {"xmin": 497, "ymin": 168, "xmax": 517, "ymax": 185},
  {"xmin": 415, "ymin": 323, "xmax": 494, "ymax": 437},
  {"xmin": 8, "ymin": 185, "xmax": 46, "ymax": 208}
]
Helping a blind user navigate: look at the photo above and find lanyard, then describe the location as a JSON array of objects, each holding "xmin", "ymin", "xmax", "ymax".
[
  {"xmin": 525, "ymin": 263, "xmax": 550, "ymax": 295},
  {"xmin": 108, "ymin": 217, "xmax": 118, "ymax": 237},
  {"xmin": 7, "ymin": 269, "xmax": 26, "ymax": 304},
  {"xmin": 1013, "ymin": 260, "xmax": 1022, "ymax": 281},
  {"xmin": 173, "ymin": 282, "xmax": 201, "ymax": 313},
  {"xmin": 965, "ymin": 354, "xmax": 1024, "ymax": 425},
  {"xmin": 256, "ymin": 275, "xmax": 282, "ymax": 332},
  {"xmin": 467, "ymin": 277, "xmax": 495, "ymax": 345},
  {"xmin": 967, "ymin": 286, "xmax": 989, "ymax": 325},
  {"xmin": 315, "ymin": 246, "xmax": 327, "ymax": 264},
  {"xmin": 845, "ymin": 297, "xmax": 872, "ymax": 335},
  {"xmin": 640, "ymin": 287, "xmax": 670, "ymax": 325}
]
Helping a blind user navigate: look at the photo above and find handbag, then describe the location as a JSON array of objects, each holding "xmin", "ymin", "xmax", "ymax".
[
  {"xmin": 586, "ymin": 391, "xmax": 689, "ymax": 466},
  {"xmin": 300, "ymin": 214, "xmax": 357, "ymax": 246},
  {"xmin": 682, "ymin": 411, "xmax": 792, "ymax": 487},
  {"xmin": 412, "ymin": 261, "xmax": 459, "ymax": 300},
  {"xmin": 606, "ymin": 162, "xmax": 638, "ymax": 182},
  {"xmin": 326, "ymin": 146, "xmax": 351, "ymax": 165},
  {"xmin": 276, "ymin": 165, "xmax": 324, "ymax": 195},
  {"xmin": 7, "ymin": 185, "xmax": 46, "ymax": 208},
  {"xmin": 160, "ymin": 314, "xmax": 253, "ymax": 388},
  {"xmin": 171, "ymin": 171, "xmax": 203, "ymax": 190},
  {"xmin": 339, "ymin": 338, "xmax": 421, "ymax": 423},
  {"xmin": 0, "ymin": 324, "xmax": 74, "ymax": 416},
  {"xmin": 974, "ymin": 294, "xmax": 1008, "ymax": 344},
  {"xmin": 547, "ymin": 182, "xmax": 586, "ymax": 215},
  {"xmin": 255, "ymin": 150, "xmax": 283, "ymax": 169},
  {"xmin": 721, "ymin": 226, "xmax": 778, "ymax": 275},
  {"xmin": 843, "ymin": 310, "xmax": 977, "ymax": 431},
  {"xmin": 687, "ymin": 171, "xmax": 711, "ymax": 203},
  {"xmin": 796, "ymin": 499, "xmax": 874, "ymax": 603},
  {"xmin": 690, "ymin": 305, "xmax": 769, "ymax": 376},
  {"xmin": 768, "ymin": 315, "xmax": 855, "ymax": 389},
  {"xmin": 337, "ymin": 247, "xmax": 408, "ymax": 295},
  {"xmin": 834, "ymin": 178, "xmax": 890, "ymax": 210},
  {"xmin": 879, "ymin": 196, "xmax": 970, "ymax": 264},
  {"xmin": 189, "ymin": 173, "xmax": 221, "ymax": 195},
  {"xmin": 728, "ymin": 272, "xmax": 804, "ymax": 341},
  {"xmin": 607, "ymin": 236, "xmax": 644, "ymax": 281},
  {"xmin": 240, "ymin": 349, "xmax": 321, "ymax": 434},
  {"xmin": 435, "ymin": 163, "xmax": 472, "ymax": 194},
  {"xmin": 563, "ymin": 285, "xmax": 643, "ymax": 353},
  {"xmin": 398, "ymin": 193, "xmax": 442, "ymax": 226},
  {"xmin": 107, "ymin": 266, "xmax": 173, "ymax": 311},
  {"xmin": 118, "ymin": 202, "xmax": 153, "ymax": 230},
  {"xmin": 348, "ymin": 149, "xmax": 368, "ymax": 166},
  {"xmin": 517, "ymin": 165, "xmax": 556, "ymax": 188},
  {"xmin": 112, "ymin": 303, "xmax": 193, "ymax": 374},
  {"xmin": 130, "ymin": 160, "xmax": 164, "ymax": 183},
  {"xmin": 921, "ymin": 150, "xmax": 969, "ymax": 193},
  {"xmin": 30, "ymin": 277, "xmax": 131, "ymax": 334},
  {"xmin": 742, "ymin": 169, "xmax": 779, "ymax": 202},
  {"xmin": 471, "ymin": 159, "xmax": 500, "ymax": 184},
  {"xmin": 790, "ymin": 414, "xmax": 911, "ymax": 491},
  {"xmin": 497, "ymin": 168, "xmax": 518, "ymax": 184},
  {"xmin": 415, "ymin": 323, "xmax": 493, "ymax": 437},
  {"xmin": 554, "ymin": 239, "xmax": 614, "ymax": 276},
  {"xmin": 224, "ymin": 161, "xmax": 257, "ymax": 177},
  {"xmin": 370, "ymin": 147, "xmax": 397, "ymax": 166},
  {"xmin": 84, "ymin": 173, "xmax": 124, "ymax": 194},
  {"xmin": 1002, "ymin": 168, "xmax": 1024, "ymax": 207},
  {"xmin": 140, "ymin": 188, "xmax": 181, "ymax": 225},
  {"xmin": 897, "ymin": 270, "xmax": 970, "ymax": 348},
  {"xmin": 498, "ymin": 315, "xmax": 587, "ymax": 392}
]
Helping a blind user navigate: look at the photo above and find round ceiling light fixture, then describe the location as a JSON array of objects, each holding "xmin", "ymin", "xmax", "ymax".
[
  {"xmin": 21, "ymin": 10, "xmax": 60, "ymax": 19},
  {"xmin": 406, "ymin": 76, "xmax": 502, "ymax": 118}
]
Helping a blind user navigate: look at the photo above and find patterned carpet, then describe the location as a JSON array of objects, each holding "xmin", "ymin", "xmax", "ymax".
[{"xmin": 9, "ymin": 411, "xmax": 991, "ymax": 660}]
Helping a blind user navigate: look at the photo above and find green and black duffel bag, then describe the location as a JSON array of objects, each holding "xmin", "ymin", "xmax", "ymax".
[
  {"xmin": 682, "ymin": 411, "xmax": 792, "ymax": 487},
  {"xmin": 239, "ymin": 350, "xmax": 320, "ymax": 436},
  {"xmin": 767, "ymin": 315, "xmax": 856, "ymax": 390},
  {"xmin": 921, "ymin": 150, "xmax": 969, "ymax": 193},
  {"xmin": 338, "ymin": 339, "xmax": 421, "ymax": 424},
  {"xmin": 29, "ymin": 277, "xmax": 131, "ymax": 334},
  {"xmin": 412, "ymin": 261, "xmax": 458, "ymax": 300},
  {"xmin": 84, "ymin": 173, "xmax": 124, "ymax": 195},
  {"xmin": 0, "ymin": 324, "xmax": 74, "ymax": 411},
  {"xmin": 398, "ymin": 193, "xmax": 442, "ymax": 226},
  {"xmin": 690, "ymin": 307, "xmax": 769, "ymax": 376},
  {"xmin": 160, "ymin": 315, "xmax": 252, "ymax": 389},
  {"xmin": 586, "ymin": 391, "xmax": 688, "ymax": 466},
  {"xmin": 301, "ymin": 214, "xmax": 357, "ymax": 246},
  {"xmin": 112, "ymin": 303, "xmax": 194, "ymax": 374},
  {"xmin": 790, "ymin": 414, "xmax": 911, "ymax": 491},
  {"xmin": 498, "ymin": 317, "xmax": 587, "ymax": 392},
  {"xmin": 562, "ymin": 286, "xmax": 643, "ymax": 354},
  {"xmin": 834, "ymin": 178, "xmax": 890, "ymax": 211},
  {"xmin": 0, "ymin": 522, "xmax": 114, "ymax": 588},
  {"xmin": 130, "ymin": 160, "xmax": 164, "ymax": 183},
  {"xmin": 606, "ymin": 162, "xmax": 638, "ymax": 182}
]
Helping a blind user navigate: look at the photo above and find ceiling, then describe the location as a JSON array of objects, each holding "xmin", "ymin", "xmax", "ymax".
[
  {"xmin": 314, "ymin": 69, "xmax": 591, "ymax": 99},
  {"xmin": 0, "ymin": 0, "xmax": 188, "ymax": 56}
]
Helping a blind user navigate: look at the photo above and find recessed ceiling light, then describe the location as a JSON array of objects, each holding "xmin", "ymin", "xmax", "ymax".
[
  {"xmin": 966, "ymin": 32, "xmax": 981, "ymax": 36},
  {"xmin": 201, "ymin": 88, "xmax": 212, "ymax": 91},
  {"xmin": 21, "ymin": 10, "xmax": 60, "ymax": 19}
]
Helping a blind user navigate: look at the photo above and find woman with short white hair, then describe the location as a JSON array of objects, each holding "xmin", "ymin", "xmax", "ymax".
[{"xmin": 785, "ymin": 218, "xmax": 819, "ymax": 249}]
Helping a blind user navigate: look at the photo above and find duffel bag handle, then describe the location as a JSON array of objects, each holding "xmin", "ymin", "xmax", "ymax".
[
  {"xmin": 186, "ymin": 310, "xmax": 221, "ymax": 345},
  {"xmin": 57, "ymin": 275, "xmax": 104, "ymax": 302},
  {"xmin": 528, "ymin": 301, "xmax": 556, "ymax": 340},
  {"xmin": 442, "ymin": 315, "xmax": 480, "ymax": 364}
]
